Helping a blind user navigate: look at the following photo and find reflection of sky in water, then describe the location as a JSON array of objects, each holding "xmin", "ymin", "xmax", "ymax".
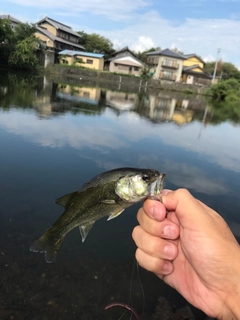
[{"xmin": 0, "ymin": 107, "xmax": 240, "ymax": 201}]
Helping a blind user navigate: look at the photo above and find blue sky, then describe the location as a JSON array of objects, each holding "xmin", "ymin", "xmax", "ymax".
[{"xmin": 1, "ymin": 0, "xmax": 240, "ymax": 67}]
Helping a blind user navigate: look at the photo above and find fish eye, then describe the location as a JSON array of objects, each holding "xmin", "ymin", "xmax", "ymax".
[{"xmin": 142, "ymin": 174, "xmax": 150, "ymax": 182}]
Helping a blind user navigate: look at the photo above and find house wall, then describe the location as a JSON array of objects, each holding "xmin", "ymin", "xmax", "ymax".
[
  {"xmin": 153, "ymin": 56, "xmax": 183, "ymax": 82},
  {"xmin": 109, "ymin": 61, "xmax": 142, "ymax": 76},
  {"xmin": 35, "ymin": 32, "xmax": 54, "ymax": 48},
  {"xmin": 75, "ymin": 55, "xmax": 104, "ymax": 70},
  {"xmin": 184, "ymin": 57, "xmax": 204, "ymax": 69},
  {"xmin": 40, "ymin": 22, "xmax": 57, "ymax": 36},
  {"xmin": 60, "ymin": 55, "xmax": 104, "ymax": 70}
]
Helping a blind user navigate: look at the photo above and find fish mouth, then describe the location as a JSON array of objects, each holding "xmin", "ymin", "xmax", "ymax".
[{"xmin": 149, "ymin": 173, "xmax": 166, "ymax": 200}]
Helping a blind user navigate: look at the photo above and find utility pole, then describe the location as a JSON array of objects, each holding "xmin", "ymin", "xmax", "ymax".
[{"xmin": 212, "ymin": 48, "xmax": 221, "ymax": 84}]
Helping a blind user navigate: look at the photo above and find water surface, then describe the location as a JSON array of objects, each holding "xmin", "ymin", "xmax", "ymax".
[{"xmin": 0, "ymin": 71, "xmax": 240, "ymax": 319}]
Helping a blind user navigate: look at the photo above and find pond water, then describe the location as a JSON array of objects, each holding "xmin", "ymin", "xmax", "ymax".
[{"xmin": 0, "ymin": 71, "xmax": 240, "ymax": 320}]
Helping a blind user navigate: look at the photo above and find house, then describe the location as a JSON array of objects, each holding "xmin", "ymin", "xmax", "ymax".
[
  {"xmin": 105, "ymin": 46, "xmax": 145, "ymax": 77},
  {"xmin": 182, "ymin": 54, "xmax": 212, "ymax": 85},
  {"xmin": 146, "ymin": 49, "xmax": 186, "ymax": 82},
  {"xmin": 35, "ymin": 17, "xmax": 85, "ymax": 66},
  {"xmin": 0, "ymin": 14, "xmax": 21, "ymax": 30},
  {"xmin": 59, "ymin": 50, "xmax": 104, "ymax": 70}
]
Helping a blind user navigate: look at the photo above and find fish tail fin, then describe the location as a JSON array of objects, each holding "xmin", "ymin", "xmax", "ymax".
[{"xmin": 30, "ymin": 230, "xmax": 64, "ymax": 263}]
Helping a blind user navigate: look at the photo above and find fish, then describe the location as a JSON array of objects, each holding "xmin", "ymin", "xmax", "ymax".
[{"xmin": 30, "ymin": 167, "xmax": 166, "ymax": 263}]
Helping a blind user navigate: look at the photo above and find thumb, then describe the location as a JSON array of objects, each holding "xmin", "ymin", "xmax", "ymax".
[{"xmin": 162, "ymin": 189, "xmax": 209, "ymax": 229}]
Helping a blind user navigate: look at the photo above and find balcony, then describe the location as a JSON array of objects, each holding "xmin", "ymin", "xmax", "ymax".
[{"xmin": 162, "ymin": 60, "xmax": 179, "ymax": 69}]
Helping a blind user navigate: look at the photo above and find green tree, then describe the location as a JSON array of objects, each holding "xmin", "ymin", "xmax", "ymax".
[
  {"xmin": 14, "ymin": 22, "xmax": 36, "ymax": 41},
  {"xmin": 206, "ymin": 78, "xmax": 240, "ymax": 101},
  {"xmin": 78, "ymin": 31, "xmax": 114, "ymax": 58},
  {"xmin": 8, "ymin": 35, "xmax": 39, "ymax": 69},
  {"xmin": 0, "ymin": 18, "xmax": 15, "ymax": 65},
  {"xmin": 204, "ymin": 61, "xmax": 240, "ymax": 80}
]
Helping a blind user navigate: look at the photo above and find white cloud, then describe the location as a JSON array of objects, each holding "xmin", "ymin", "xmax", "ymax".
[
  {"xmin": 10, "ymin": 0, "xmax": 149, "ymax": 21},
  {"xmin": 130, "ymin": 36, "xmax": 155, "ymax": 52},
  {"xmin": 100, "ymin": 13, "xmax": 240, "ymax": 65}
]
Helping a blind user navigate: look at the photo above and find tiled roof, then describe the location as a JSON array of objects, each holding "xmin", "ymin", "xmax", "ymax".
[
  {"xmin": 59, "ymin": 50, "xmax": 104, "ymax": 58},
  {"xmin": 36, "ymin": 16, "xmax": 80, "ymax": 38},
  {"xmin": 35, "ymin": 26, "xmax": 85, "ymax": 50},
  {"xmin": 0, "ymin": 14, "xmax": 21, "ymax": 23},
  {"xmin": 182, "ymin": 65, "xmax": 211, "ymax": 78},
  {"xmin": 147, "ymin": 48, "xmax": 186, "ymax": 60},
  {"xmin": 113, "ymin": 46, "xmax": 136, "ymax": 58}
]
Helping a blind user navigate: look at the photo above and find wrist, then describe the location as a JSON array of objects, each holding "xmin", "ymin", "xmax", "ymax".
[{"xmin": 219, "ymin": 252, "xmax": 240, "ymax": 319}]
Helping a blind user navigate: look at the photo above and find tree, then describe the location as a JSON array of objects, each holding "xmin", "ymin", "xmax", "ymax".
[
  {"xmin": 78, "ymin": 31, "xmax": 114, "ymax": 58},
  {"xmin": 0, "ymin": 18, "xmax": 15, "ymax": 65},
  {"xmin": 14, "ymin": 22, "xmax": 36, "ymax": 42},
  {"xmin": 8, "ymin": 35, "xmax": 39, "ymax": 69},
  {"xmin": 204, "ymin": 61, "xmax": 240, "ymax": 80}
]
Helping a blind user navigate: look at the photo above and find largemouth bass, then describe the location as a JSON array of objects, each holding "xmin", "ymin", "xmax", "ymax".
[{"xmin": 30, "ymin": 167, "xmax": 166, "ymax": 263}]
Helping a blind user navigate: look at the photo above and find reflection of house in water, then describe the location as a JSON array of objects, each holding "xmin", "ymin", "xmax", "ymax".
[
  {"xmin": 56, "ymin": 85, "xmax": 101, "ymax": 105},
  {"xmin": 143, "ymin": 94, "xmax": 194, "ymax": 125},
  {"xmin": 105, "ymin": 91, "xmax": 138, "ymax": 113}
]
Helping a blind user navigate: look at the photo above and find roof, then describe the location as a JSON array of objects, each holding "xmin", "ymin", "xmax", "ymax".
[
  {"xmin": 146, "ymin": 48, "xmax": 186, "ymax": 60},
  {"xmin": 182, "ymin": 65, "xmax": 211, "ymax": 78},
  {"xmin": 184, "ymin": 53, "xmax": 205, "ymax": 65},
  {"xmin": 35, "ymin": 26, "xmax": 85, "ymax": 50},
  {"xmin": 108, "ymin": 53, "xmax": 145, "ymax": 66},
  {"xmin": 36, "ymin": 16, "xmax": 80, "ymax": 38},
  {"xmin": 113, "ymin": 46, "xmax": 137, "ymax": 58},
  {"xmin": 59, "ymin": 50, "xmax": 104, "ymax": 58},
  {"xmin": 0, "ymin": 14, "xmax": 21, "ymax": 23}
]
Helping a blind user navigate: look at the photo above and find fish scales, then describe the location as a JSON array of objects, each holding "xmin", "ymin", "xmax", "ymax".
[{"xmin": 30, "ymin": 167, "xmax": 166, "ymax": 263}]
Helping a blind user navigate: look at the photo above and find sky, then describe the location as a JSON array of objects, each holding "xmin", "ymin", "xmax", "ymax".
[{"xmin": 1, "ymin": 0, "xmax": 240, "ymax": 68}]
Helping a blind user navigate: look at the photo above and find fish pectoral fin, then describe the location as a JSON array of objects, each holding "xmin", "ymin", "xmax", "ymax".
[
  {"xmin": 101, "ymin": 199, "xmax": 116, "ymax": 204},
  {"xmin": 79, "ymin": 223, "xmax": 94, "ymax": 243},
  {"xmin": 55, "ymin": 191, "xmax": 78, "ymax": 208},
  {"xmin": 107, "ymin": 209, "xmax": 125, "ymax": 221}
]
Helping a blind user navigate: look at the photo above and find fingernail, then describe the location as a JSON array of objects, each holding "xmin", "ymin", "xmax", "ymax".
[
  {"xmin": 149, "ymin": 205, "xmax": 158, "ymax": 219},
  {"xmin": 164, "ymin": 244, "xmax": 175, "ymax": 258},
  {"xmin": 161, "ymin": 189, "xmax": 172, "ymax": 196},
  {"xmin": 163, "ymin": 225, "xmax": 175, "ymax": 237},
  {"xmin": 163, "ymin": 261, "xmax": 172, "ymax": 273}
]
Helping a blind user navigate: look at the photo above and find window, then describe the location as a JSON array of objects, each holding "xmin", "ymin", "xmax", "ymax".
[
  {"xmin": 86, "ymin": 59, "xmax": 93, "ymax": 64},
  {"xmin": 118, "ymin": 65, "xmax": 128, "ymax": 70},
  {"xmin": 162, "ymin": 59, "xmax": 178, "ymax": 68},
  {"xmin": 134, "ymin": 67, "xmax": 139, "ymax": 71}
]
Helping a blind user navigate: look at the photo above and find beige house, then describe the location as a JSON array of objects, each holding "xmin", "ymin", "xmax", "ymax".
[
  {"xmin": 35, "ymin": 17, "xmax": 85, "ymax": 66},
  {"xmin": 147, "ymin": 49, "xmax": 186, "ymax": 82},
  {"xmin": 105, "ymin": 47, "xmax": 145, "ymax": 76},
  {"xmin": 59, "ymin": 50, "xmax": 104, "ymax": 70}
]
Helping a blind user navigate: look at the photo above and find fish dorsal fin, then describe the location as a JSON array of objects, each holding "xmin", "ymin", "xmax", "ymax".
[
  {"xmin": 79, "ymin": 223, "xmax": 94, "ymax": 242},
  {"xmin": 107, "ymin": 209, "xmax": 124, "ymax": 221},
  {"xmin": 101, "ymin": 199, "xmax": 116, "ymax": 204},
  {"xmin": 55, "ymin": 191, "xmax": 78, "ymax": 208}
]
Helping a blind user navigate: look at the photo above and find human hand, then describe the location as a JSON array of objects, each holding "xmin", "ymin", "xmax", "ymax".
[{"xmin": 132, "ymin": 189, "xmax": 240, "ymax": 319}]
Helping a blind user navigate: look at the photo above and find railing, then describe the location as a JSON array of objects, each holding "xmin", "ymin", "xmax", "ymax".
[{"xmin": 162, "ymin": 60, "xmax": 179, "ymax": 69}]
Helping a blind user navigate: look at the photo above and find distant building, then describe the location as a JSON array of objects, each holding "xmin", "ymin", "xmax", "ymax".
[
  {"xmin": 146, "ymin": 48, "xmax": 186, "ymax": 82},
  {"xmin": 182, "ymin": 54, "xmax": 212, "ymax": 85},
  {"xmin": 0, "ymin": 14, "xmax": 21, "ymax": 30},
  {"xmin": 35, "ymin": 16, "xmax": 85, "ymax": 66},
  {"xmin": 105, "ymin": 46, "xmax": 145, "ymax": 77},
  {"xmin": 59, "ymin": 50, "xmax": 104, "ymax": 70}
]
